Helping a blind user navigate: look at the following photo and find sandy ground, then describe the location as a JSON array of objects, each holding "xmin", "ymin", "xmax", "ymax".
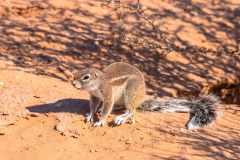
[
  {"xmin": 0, "ymin": 70, "xmax": 239, "ymax": 160},
  {"xmin": 0, "ymin": 0, "xmax": 240, "ymax": 160}
]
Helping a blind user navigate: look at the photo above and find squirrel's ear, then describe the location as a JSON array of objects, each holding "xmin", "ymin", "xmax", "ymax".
[{"xmin": 94, "ymin": 71, "xmax": 103, "ymax": 78}]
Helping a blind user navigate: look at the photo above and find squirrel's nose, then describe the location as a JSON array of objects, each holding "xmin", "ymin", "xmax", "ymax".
[
  {"xmin": 72, "ymin": 80, "xmax": 82, "ymax": 89},
  {"xmin": 72, "ymin": 80, "xmax": 77, "ymax": 85}
]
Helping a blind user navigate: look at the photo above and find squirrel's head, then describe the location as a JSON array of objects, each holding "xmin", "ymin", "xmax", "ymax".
[{"xmin": 72, "ymin": 68, "xmax": 103, "ymax": 91}]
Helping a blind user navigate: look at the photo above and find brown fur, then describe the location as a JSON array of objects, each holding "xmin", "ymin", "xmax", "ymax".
[{"xmin": 73, "ymin": 62, "xmax": 146, "ymax": 126}]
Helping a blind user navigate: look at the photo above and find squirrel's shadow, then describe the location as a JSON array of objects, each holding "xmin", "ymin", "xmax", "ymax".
[
  {"xmin": 27, "ymin": 99, "xmax": 128, "ymax": 127},
  {"xmin": 27, "ymin": 98, "xmax": 90, "ymax": 116}
]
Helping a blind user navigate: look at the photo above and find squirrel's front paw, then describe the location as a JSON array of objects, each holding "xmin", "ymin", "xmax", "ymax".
[
  {"xmin": 85, "ymin": 113, "xmax": 94, "ymax": 124},
  {"xmin": 93, "ymin": 120, "xmax": 105, "ymax": 127}
]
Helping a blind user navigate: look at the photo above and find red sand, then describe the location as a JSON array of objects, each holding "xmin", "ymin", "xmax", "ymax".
[{"xmin": 0, "ymin": 0, "xmax": 239, "ymax": 160}]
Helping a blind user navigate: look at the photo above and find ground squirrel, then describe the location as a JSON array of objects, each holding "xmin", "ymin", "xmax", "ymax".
[{"xmin": 72, "ymin": 62, "xmax": 221, "ymax": 130}]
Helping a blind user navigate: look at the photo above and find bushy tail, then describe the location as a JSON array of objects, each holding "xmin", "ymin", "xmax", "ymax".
[{"xmin": 138, "ymin": 94, "xmax": 222, "ymax": 130}]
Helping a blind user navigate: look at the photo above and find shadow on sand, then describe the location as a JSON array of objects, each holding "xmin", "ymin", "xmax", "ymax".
[{"xmin": 27, "ymin": 98, "xmax": 89, "ymax": 116}]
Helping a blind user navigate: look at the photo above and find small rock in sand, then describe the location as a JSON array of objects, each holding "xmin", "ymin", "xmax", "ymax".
[
  {"xmin": 146, "ymin": 131, "xmax": 152, "ymax": 135},
  {"xmin": 0, "ymin": 118, "xmax": 15, "ymax": 126},
  {"xmin": 16, "ymin": 110, "xmax": 40, "ymax": 118},
  {"xmin": 125, "ymin": 138, "xmax": 132, "ymax": 144},
  {"xmin": 70, "ymin": 135, "xmax": 78, "ymax": 138},
  {"xmin": 55, "ymin": 122, "xmax": 66, "ymax": 133},
  {"xmin": 0, "ymin": 128, "xmax": 6, "ymax": 135},
  {"xmin": 127, "ymin": 117, "xmax": 136, "ymax": 124},
  {"xmin": 29, "ymin": 112, "xmax": 40, "ymax": 117},
  {"xmin": 16, "ymin": 111, "xmax": 28, "ymax": 118},
  {"xmin": 33, "ymin": 95, "xmax": 41, "ymax": 98},
  {"xmin": 2, "ymin": 110, "xmax": 11, "ymax": 116},
  {"xmin": 0, "ymin": 81, "xmax": 4, "ymax": 86}
]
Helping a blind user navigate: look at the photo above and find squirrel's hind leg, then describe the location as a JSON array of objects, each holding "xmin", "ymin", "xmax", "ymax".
[{"xmin": 113, "ymin": 78, "xmax": 145, "ymax": 126}]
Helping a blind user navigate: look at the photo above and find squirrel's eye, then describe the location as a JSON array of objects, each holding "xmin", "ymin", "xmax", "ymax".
[{"xmin": 82, "ymin": 75, "xmax": 91, "ymax": 81}]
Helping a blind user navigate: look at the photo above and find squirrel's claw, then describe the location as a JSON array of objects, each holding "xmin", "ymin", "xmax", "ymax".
[
  {"xmin": 113, "ymin": 112, "xmax": 133, "ymax": 125},
  {"xmin": 85, "ymin": 113, "xmax": 94, "ymax": 124},
  {"xmin": 113, "ymin": 116, "xmax": 126, "ymax": 125}
]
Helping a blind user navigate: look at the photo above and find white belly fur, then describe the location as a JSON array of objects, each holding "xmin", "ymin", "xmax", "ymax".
[{"xmin": 112, "ymin": 84, "xmax": 126, "ymax": 105}]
